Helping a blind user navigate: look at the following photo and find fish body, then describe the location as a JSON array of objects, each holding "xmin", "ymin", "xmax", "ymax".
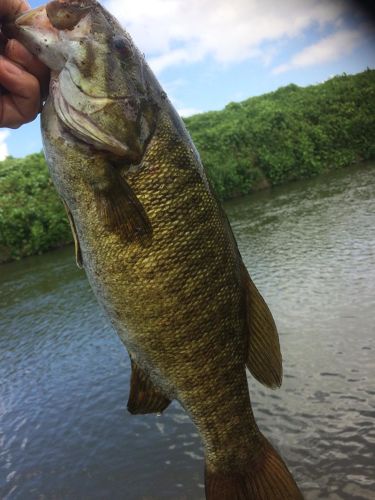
[{"xmin": 11, "ymin": 2, "xmax": 302, "ymax": 498}]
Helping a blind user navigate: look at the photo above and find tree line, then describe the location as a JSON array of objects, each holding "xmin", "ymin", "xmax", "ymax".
[{"xmin": 0, "ymin": 69, "xmax": 374, "ymax": 262}]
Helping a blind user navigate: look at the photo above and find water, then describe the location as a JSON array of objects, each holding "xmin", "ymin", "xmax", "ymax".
[{"xmin": 1, "ymin": 163, "xmax": 374, "ymax": 499}]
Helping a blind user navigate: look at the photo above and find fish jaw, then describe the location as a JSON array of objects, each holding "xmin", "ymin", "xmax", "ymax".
[{"xmin": 13, "ymin": 5, "xmax": 66, "ymax": 72}]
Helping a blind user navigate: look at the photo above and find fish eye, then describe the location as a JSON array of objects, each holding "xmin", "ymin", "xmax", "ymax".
[
  {"xmin": 46, "ymin": 0, "xmax": 90, "ymax": 31},
  {"xmin": 113, "ymin": 36, "xmax": 133, "ymax": 58}
]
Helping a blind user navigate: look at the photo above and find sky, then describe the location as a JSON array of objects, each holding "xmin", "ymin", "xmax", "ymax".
[{"xmin": 2, "ymin": 0, "xmax": 375, "ymax": 159}]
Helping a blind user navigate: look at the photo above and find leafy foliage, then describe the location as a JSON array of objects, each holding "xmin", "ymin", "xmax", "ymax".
[
  {"xmin": 0, "ymin": 154, "xmax": 71, "ymax": 262},
  {"xmin": 0, "ymin": 69, "xmax": 374, "ymax": 261},
  {"xmin": 185, "ymin": 69, "xmax": 375, "ymax": 198}
]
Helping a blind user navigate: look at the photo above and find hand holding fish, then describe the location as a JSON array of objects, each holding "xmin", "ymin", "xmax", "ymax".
[{"xmin": 0, "ymin": 0, "xmax": 49, "ymax": 128}]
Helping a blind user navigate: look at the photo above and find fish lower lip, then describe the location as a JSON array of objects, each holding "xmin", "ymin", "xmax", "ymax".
[
  {"xmin": 15, "ymin": 11, "xmax": 33, "ymax": 26},
  {"xmin": 15, "ymin": 8, "xmax": 44, "ymax": 27}
]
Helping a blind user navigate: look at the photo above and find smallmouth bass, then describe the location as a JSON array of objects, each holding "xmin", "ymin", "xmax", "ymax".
[{"xmin": 11, "ymin": 1, "xmax": 302, "ymax": 498}]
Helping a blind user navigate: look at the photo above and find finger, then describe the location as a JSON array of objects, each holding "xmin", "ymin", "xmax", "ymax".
[
  {"xmin": 0, "ymin": 1, "xmax": 30, "ymax": 19},
  {"xmin": 5, "ymin": 39, "xmax": 50, "ymax": 96},
  {"xmin": 0, "ymin": 56, "xmax": 40, "ymax": 128}
]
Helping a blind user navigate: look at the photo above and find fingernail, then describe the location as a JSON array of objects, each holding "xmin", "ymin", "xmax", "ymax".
[
  {"xmin": 4, "ymin": 39, "xmax": 15, "ymax": 55},
  {"xmin": 5, "ymin": 39, "xmax": 20, "ymax": 57}
]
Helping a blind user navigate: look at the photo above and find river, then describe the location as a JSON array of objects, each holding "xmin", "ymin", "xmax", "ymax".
[{"xmin": 1, "ymin": 163, "xmax": 374, "ymax": 499}]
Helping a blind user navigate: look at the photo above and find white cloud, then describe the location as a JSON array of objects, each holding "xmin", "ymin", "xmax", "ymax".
[
  {"xmin": 149, "ymin": 46, "xmax": 203, "ymax": 74},
  {"xmin": 177, "ymin": 107, "xmax": 202, "ymax": 117},
  {"xmin": 273, "ymin": 26, "xmax": 368, "ymax": 74},
  {"xmin": 103, "ymin": 0, "xmax": 352, "ymax": 73},
  {"xmin": 0, "ymin": 131, "xmax": 10, "ymax": 161}
]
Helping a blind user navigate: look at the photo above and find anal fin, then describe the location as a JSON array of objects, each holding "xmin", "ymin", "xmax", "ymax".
[
  {"xmin": 127, "ymin": 360, "xmax": 171, "ymax": 415},
  {"xmin": 63, "ymin": 200, "xmax": 83, "ymax": 268},
  {"xmin": 242, "ymin": 263, "xmax": 282, "ymax": 388}
]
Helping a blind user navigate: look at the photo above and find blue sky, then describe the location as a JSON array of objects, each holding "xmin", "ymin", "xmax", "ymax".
[{"xmin": 2, "ymin": 0, "xmax": 375, "ymax": 159}]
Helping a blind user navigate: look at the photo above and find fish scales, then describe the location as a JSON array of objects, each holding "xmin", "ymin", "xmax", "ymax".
[
  {"xmin": 9, "ymin": 1, "xmax": 303, "ymax": 498},
  {"xmin": 45, "ymin": 104, "xmax": 254, "ymax": 466}
]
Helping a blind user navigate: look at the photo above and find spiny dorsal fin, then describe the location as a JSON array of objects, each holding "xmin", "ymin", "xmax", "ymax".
[
  {"xmin": 127, "ymin": 360, "xmax": 171, "ymax": 415},
  {"xmin": 62, "ymin": 199, "xmax": 83, "ymax": 268},
  {"xmin": 93, "ymin": 172, "xmax": 152, "ymax": 243},
  {"xmin": 242, "ymin": 264, "xmax": 283, "ymax": 388}
]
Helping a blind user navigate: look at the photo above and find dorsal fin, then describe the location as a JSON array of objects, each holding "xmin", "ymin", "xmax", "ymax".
[
  {"xmin": 242, "ymin": 264, "xmax": 283, "ymax": 388},
  {"xmin": 127, "ymin": 360, "xmax": 171, "ymax": 415}
]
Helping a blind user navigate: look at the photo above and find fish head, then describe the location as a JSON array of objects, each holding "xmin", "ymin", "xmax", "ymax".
[
  {"xmin": 14, "ymin": 0, "xmax": 138, "ymax": 96},
  {"xmin": 13, "ymin": 0, "xmax": 160, "ymax": 161}
]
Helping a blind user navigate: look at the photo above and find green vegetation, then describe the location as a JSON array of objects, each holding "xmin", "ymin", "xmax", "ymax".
[
  {"xmin": 0, "ymin": 154, "xmax": 71, "ymax": 262},
  {"xmin": 1, "ymin": 69, "xmax": 374, "ymax": 262},
  {"xmin": 185, "ymin": 69, "xmax": 375, "ymax": 199}
]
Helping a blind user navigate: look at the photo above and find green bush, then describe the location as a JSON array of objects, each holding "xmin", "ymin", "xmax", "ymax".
[
  {"xmin": 0, "ymin": 153, "xmax": 71, "ymax": 261},
  {"xmin": 185, "ymin": 68, "xmax": 375, "ymax": 198}
]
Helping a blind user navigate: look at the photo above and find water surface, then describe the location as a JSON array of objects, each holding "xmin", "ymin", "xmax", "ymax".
[{"xmin": 1, "ymin": 163, "xmax": 374, "ymax": 499}]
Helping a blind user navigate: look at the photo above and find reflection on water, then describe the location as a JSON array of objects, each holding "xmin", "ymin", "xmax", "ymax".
[{"xmin": 1, "ymin": 163, "xmax": 374, "ymax": 499}]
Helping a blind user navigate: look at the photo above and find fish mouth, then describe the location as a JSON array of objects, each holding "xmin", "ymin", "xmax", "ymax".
[
  {"xmin": 15, "ymin": 5, "xmax": 52, "ymax": 30},
  {"xmin": 4, "ymin": 4, "xmax": 65, "ymax": 72},
  {"xmin": 3, "ymin": 5, "xmax": 52, "ymax": 37},
  {"xmin": 14, "ymin": 5, "xmax": 58, "ymax": 38}
]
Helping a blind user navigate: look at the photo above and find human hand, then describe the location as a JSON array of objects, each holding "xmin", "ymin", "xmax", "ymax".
[{"xmin": 0, "ymin": 0, "xmax": 50, "ymax": 128}]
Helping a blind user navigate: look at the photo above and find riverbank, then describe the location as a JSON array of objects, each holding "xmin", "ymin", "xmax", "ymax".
[{"xmin": 0, "ymin": 69, "xmax": 374, "ymax": 263}]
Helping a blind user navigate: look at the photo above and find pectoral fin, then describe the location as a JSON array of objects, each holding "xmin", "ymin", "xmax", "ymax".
[
  {"xmin": 127, "ymin": 360, "xmax": 171, "ymax": 415},
  {"xmin": 62, "ymin": 200, "xmax": 83, "ymax": 268},
  {"xmin": 93, "ymin": 172, "xmax": 152, "ymax": 242},
  {"xmin": 242, "ymin": 264, "xmax": 282, "ymax": 388}
]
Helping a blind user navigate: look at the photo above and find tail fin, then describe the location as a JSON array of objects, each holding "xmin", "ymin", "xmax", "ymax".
[{"xmin": 205, "ymin": 436, "xmax": 303, "ymax": 499}]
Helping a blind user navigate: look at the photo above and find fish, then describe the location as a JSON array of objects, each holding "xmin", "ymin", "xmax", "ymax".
[{"xmin": 9, "ymin": 1, "xmax": 303, "ymax": 498}]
